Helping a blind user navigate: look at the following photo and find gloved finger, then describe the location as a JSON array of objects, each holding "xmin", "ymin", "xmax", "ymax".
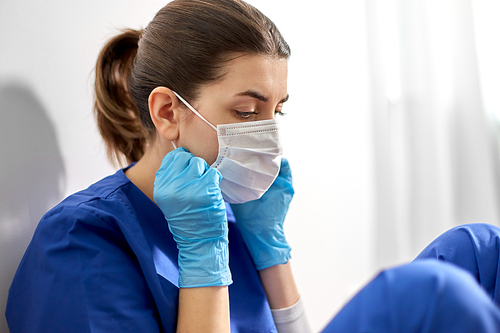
[
  {"xmin": 266, "ymin": 158, "xmax": 293, "ymax": 199},
  {"xmin": 279, "ymin": 158, "xmax": 291, "ymax": 176},
  {"xmin": 203, "ymin": 167, "xmax": 223, "ymax": 189},
  {"xmin": 182, "ymin": 156, "xmax": 210, "ymax": 180},
  {"xmin": 157, "ymin": 147, "xmax": 192, "ymax": 175},
  {"xmin": 276, "ymin": 157, "xmax": 292, "ymax": 185}
]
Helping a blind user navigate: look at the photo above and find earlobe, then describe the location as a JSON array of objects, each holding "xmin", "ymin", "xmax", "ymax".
[{"xmin": 149, "ymin": 87, "xmax": 181, "ymax": 141}]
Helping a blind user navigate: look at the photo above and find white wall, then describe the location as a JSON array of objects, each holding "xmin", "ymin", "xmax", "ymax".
[{"xmin": 0, "ymin": 1, "xmax": 374, "ymax": 332}]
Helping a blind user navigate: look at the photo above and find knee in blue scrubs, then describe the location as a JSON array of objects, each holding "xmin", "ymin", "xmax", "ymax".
[
  {"xmin": 322, "ymin": 260, "xmax": 500, "ymax": 333},
  {"xmin": 415, "ymin": 223, "xmax": 500, "ymax": 304}
]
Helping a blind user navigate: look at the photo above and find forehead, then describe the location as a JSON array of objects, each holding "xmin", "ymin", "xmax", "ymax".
[{"xmin": 212, "ymin": 54, "xmax": 288, "ymax": 101}]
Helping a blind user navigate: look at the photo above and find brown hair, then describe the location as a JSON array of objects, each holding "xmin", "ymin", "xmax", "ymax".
[{"xmin": 94, "ymin": 0, "xmax": 290, "ymax": 166}]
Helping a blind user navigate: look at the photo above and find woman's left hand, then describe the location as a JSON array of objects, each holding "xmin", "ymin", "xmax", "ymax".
[{"xmin": 230, "ymin": 158, "xmax": 294, "ymax": 270}]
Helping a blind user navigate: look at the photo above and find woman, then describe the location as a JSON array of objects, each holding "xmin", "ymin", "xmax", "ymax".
[
  {"xmin": 7, "ymin": 0, "xmax": 310, "ymax": 332},
  {"xmin": 7, "ymin": 0, "xmax": 500, "ymax": 332}
]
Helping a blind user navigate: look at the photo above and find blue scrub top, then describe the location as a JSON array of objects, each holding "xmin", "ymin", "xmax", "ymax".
[{"xmin": 6, "ymin": 167, "xmax": 277, "ymax": 332}]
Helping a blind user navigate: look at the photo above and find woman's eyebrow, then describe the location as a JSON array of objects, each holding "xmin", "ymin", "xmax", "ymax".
[{"xmin": 235, "ymin": 90, "xmax": 289, "ymax": 103}]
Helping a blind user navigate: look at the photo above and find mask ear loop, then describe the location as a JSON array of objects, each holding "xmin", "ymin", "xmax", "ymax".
[{"xmin": 173, "ymin": 91, "xmax": 218, "ymax": 131}]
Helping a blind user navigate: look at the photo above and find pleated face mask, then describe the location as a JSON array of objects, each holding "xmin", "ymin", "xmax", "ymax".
[{"xmin": 173, "ymin": 91, "xmax": 282, "ymax": 204}]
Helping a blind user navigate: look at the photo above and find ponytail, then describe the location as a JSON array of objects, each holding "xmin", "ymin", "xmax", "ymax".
[{"xmin": 94, "ymin": 29, "xmax": 148, "ymax": 167}]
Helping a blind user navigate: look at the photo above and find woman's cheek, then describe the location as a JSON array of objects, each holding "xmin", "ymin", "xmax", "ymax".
[{"xmin": 186, "ymin": 129, "xmax": 219, "ymax": 165}]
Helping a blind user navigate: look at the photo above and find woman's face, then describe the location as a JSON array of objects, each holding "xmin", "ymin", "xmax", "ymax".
[{"xmin": 176, "ymin": 53, "xmax": 289, "ymax": 165}]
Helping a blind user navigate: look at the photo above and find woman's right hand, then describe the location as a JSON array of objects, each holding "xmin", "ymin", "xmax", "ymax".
[{"xmin": 153, "ymin": 147, "xmax": 232, "ymax": 288}]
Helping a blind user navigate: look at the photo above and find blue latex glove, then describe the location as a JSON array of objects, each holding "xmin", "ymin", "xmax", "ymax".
[
  {"xmin": 153, "ymin": 147, "xmax": 232, "ymax": 288},
  {"xmin": 230, "ymin": 158, "xmax": 294, "ymax": 270}
]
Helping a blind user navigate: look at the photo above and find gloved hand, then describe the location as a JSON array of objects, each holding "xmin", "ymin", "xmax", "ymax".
[
  {"xmin": 153, "ymin": 147, "xmax": 232, "ymax": 288},
  {"xmin": 230, "ymin": 158, "xmax": 294, "ymax": 270}
]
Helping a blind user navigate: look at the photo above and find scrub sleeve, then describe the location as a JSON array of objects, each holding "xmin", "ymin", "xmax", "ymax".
[{"xmin": 322, "ymin": 223, "xmax": 500, "ymax": 333}]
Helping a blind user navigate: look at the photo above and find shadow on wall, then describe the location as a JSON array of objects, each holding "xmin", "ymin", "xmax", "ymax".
[{"xmin": 0, "ymin": 82, "xmax": 65, "ymax": 331}]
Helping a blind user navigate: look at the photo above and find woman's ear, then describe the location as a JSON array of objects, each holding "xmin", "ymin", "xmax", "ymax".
[{"xmin": 148, "ymin": 87, "xmax": 182, "ymax": 141}]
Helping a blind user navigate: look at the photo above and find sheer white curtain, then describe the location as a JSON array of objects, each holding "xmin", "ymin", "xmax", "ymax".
[{"xmin": 366, "ymin": 0, "xmax": 500, "ymax": 268}]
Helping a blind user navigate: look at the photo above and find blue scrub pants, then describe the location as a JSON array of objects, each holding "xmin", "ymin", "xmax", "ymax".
[{"xmin": 322, "ymin": 223, "xmax": 500, "ymax": 332}]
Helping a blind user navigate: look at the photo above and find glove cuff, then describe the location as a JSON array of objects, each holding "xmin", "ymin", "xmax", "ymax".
[
  {"xmin": 177, "ymin": 237, "xmax": 233, "ymax": 288},
  {"xmin": 240, "ymin": 229, "xmax": 292, "ymax": 270},
  {"xmin": 254, "ymin": 245, "xmax": 292, "ymax": 271}
]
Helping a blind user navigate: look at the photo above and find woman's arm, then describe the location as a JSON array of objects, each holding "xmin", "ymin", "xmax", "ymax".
[
  {"xmin": 259, "ymin": 262, "xmax": 299, "ymax": 309},
  {"xmin": 178, "ymin": 287, "xmax": 230, "ymax": 332},
  {"xmin": 153, "ymin": 149, "xmax": 233, "ymax": 332},
  {"xmin": 231, "ymin": 159, "xmax": 311, "ymax": 332},
  {"xmin": 260, "ymin": 263, "xmax": 311, "ymax": 333}
]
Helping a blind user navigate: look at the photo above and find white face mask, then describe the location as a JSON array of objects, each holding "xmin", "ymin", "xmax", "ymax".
[{"xmin": 173, "ymin": 91, "xmax": 282, "ymax": 204}]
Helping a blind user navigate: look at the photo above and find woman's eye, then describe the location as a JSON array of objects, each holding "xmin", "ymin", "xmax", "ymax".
[
  {"xmin": 275, "ymin": 103, "xmax": 286, "ymax": 117},
  {"xmin": 235, "ymin": 111, "xmax": 255, "ymax": 119}
]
